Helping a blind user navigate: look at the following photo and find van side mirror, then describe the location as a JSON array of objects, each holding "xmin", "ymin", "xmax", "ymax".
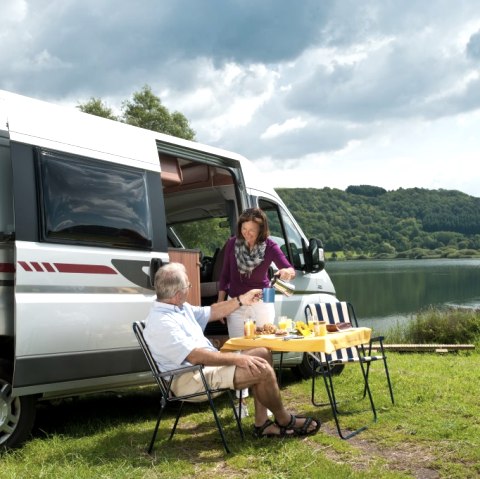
[{"xmin": 302, "ymin": 238, "xmax": 325, "ymax": 273}]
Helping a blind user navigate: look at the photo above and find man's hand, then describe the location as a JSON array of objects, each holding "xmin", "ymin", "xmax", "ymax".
[
  {"xmin": 239, "ymin": 289, "xmax": 262, "ymax": 306},
  {"xmin": 233, "ymin": 353, "xmax": 269, "ymax": 373},
  {"xmin": 210, "ymin": 288, "xmax": 262, "ymax": 321}
]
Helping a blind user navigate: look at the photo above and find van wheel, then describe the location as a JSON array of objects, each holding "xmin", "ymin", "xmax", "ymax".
[
  {"xmin": 293, "ymin": 353, "xmax": 345, "ymax": 379},
  {"xmin": 0, "ymin": 360, "xmax": 37, "ymax": 449}
]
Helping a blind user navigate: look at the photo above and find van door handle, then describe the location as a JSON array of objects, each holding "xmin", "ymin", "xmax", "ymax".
[{"xmin": 149, "ymin": 258, "xmax": 164, "ymax": 287}]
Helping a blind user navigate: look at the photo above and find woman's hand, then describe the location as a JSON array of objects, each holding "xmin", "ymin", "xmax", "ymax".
[{"xmin": 277, "ymin": 268, "xmax": 295, "ymax": 281}]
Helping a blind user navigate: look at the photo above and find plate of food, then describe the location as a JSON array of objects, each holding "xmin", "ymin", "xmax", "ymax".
[
  {"xmin": 326, "ymin": 322, "xmax": 352, "ymax": 332},
  {"xmin": 253, "ymin": 323, "xmax": 289, "ymax": 338}
]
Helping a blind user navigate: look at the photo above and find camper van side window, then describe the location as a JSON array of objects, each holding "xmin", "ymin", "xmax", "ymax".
[{"xmin": 37, "ymin": 149, "xmax": 153, "ymax": 249}]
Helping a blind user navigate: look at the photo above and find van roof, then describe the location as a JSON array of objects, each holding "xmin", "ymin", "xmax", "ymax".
[{"xmin": 0, "ymin": 89, "xmax": 278, "ymax": 196}]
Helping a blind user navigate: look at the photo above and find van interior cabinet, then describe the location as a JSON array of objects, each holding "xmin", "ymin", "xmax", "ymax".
[{"xmin": 167, "ymin": 248, "xmax": 201, "ymax": 305}]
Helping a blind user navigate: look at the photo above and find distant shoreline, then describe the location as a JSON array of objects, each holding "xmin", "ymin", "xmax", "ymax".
[{"xmin": 326, "ymin": 250, "xmax": 480, "ymax": 261}]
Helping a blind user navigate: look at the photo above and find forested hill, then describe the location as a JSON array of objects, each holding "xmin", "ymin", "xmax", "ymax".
[{"xmin": 276, "ymin": 185, "xmax": 480, "ymax": 258}]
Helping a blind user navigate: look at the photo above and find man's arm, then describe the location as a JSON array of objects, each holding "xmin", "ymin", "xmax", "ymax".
[
  {"xmin": 209, "ymin": 289, "xmax": 262, "ymax": 321},
  {"xmin": 186, "ymin": 347, "xmax": 268, "ymax": 373}
]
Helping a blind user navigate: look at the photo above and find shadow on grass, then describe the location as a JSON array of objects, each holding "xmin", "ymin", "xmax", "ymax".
[
  {"xmin": 33, "ymin": 386, "xmax": 161, "ymax": 436},
  {"xmin": 29, "ymin": 383, "xmax": 315, "ymax": 470},
  {"xmin": 29, "ymin": 368, "xmax": 330, "ymax": 463},
  {"xmin": 32, "ymin": 368, "xmax": 304, "ymax": 437}
]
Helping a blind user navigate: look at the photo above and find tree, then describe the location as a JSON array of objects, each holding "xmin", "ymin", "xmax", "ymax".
[
  {"xmin": 77, "ymin": 85, "xmax": 195, "ymax": 141},
  {"xmin": 276, "ymin": 186, "xmax": 480, "ymax": 258},
  {"xmin": 77, "ymin": 98, "xmax": 118, "ymax": 120}
]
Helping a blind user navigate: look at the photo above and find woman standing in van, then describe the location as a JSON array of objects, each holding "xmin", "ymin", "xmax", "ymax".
[{"xmin": 217, "ymin": 207, "xmax": 295, "ymax": 417}]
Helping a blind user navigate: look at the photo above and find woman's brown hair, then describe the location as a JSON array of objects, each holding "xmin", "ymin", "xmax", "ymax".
[{"xmin": 236, "ymin": 208, "xmax": 270, "ymax": 243}]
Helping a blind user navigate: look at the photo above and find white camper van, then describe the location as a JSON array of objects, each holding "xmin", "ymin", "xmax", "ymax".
[{"xmin": 0, "ymin": 90, "xmax": 336, "ymax": 448}]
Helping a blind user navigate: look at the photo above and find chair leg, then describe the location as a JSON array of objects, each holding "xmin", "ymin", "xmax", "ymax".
[
  {"xmin": 357, "ymin": 354, "xmax": 377, "ymax": 426},
  {"xmin": 361, "ymin": 354, "xmax": 395, "ymax": 405},
  {"xmin": 237, "ymin": 388, "xmax": 242, "ymax": 420},
  {"xmin": 205, "ymin": 391, "xmax": 231, "ymax": 454},
  {"xmin": 371, "ymin": 342, "xmax": 395, "ymax": 404},
  {"xmin": 198, "ymin": 373, "xmax": 234, "ymax": 453},
  {"xmin": 308, "ymin": 352, "xmax": 377, "ymax": 440},
  {"xmin": 362, "ymin": 361, "xmax": 372, "ymax": 400},
  {"xmin": 169, "ymin": 401, "xmax": 185, "ymax": 439},
  {"xmin": 148, "ymin": 404, "xmax": 167, "ymax": 454},
  {"xmin": 321, "ymin": 360, "xmax": 369, "ymax": 439},
  {"xmin": 382, "ymin": 356, "xmax": 395, "ymax": 404},
  {"xmin": 310, "ymin": 353, "xmax": 331, "ymax": 407},
  {"xmin": 228, "ymin": 390, "xmax": 245, "ymax": 440}
]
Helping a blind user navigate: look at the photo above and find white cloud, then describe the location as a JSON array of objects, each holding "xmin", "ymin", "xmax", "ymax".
[
  {"xmin": 2, "ymin": 0, "xmax": 28, "ymax": 23},
  {"xmin": 261, "ymin": 117, "xmax": 308, "ymax": 140},
  {"xmin": 1, "ymin": 1, "xmax": 480, "ymax": 197},
  {"xmin": 170, "ymin": 60, "xmax": 278, "ymax": 143}
]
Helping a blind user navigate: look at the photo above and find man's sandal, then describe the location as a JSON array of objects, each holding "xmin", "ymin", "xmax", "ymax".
[
  {"xmin": 275, "ymin": 414, "xmax": 321, "ymax": 437},
  {"xmin": 253, "ymin": 419, "xmax": 295, "ymax": 438}
]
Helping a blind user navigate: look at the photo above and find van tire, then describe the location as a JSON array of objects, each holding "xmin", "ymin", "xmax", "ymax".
[
  {"xmin": 293, "ymin": 353, "xmax": 345, "ymax": 379},
  {"xmin": 0, "ymin": 359, "xmax": 37, "ymax": 449}
]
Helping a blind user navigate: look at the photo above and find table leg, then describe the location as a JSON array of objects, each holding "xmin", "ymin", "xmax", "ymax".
[{"xmin": 277, "ymin": 352, "xmax": 284, "ymax": 387}]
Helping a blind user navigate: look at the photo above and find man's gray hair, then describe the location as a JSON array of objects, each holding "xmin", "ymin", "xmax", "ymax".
[{"xmin": 154, "ymin": 262, "xmax": 187, "ymax": 300}]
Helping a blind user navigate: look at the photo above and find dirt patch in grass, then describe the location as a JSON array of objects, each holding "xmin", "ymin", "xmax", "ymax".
[{"xmin": 318, "ymin": 423, "xmax": 440, "ymax": 479}]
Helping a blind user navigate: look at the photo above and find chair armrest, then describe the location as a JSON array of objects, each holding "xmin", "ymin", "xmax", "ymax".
[
  {"xmin": 157, "ymin": 364, "xmax": 203, "ymax": 379},
  {"xmin": 359, "ymin": 336, "xmax": 386, "ymax": 356}
]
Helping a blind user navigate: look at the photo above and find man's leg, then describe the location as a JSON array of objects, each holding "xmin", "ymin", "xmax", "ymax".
[
  {"xmin": 233, "ymin": 348, "xmax": 319, "ymax": 435},
  {"xmin": 233, "ymin": 347, "xmax": 289, "ymax": 425}
]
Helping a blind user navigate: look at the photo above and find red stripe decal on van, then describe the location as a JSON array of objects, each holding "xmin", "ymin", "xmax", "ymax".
[
  {"xmin": 54, "ymin": 263, "xmax": 117, "ymax": 274},
  {"xmin": 0, "ymin": 263, "xmax": 15, "ymax": 273},
  {"xmin": 31, "ymin": 262, "xmax": 44, "ymax": 272},
  {"xmin": 18, "ymin": 261, "xmax": 33, "ymax": 271},
  {"xmin": 42, "ymin": 262, "xmax": 56, "ymax": 272}
]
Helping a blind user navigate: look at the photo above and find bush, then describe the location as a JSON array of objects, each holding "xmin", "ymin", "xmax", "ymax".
[
  {"xmin": 404, "ymin": 306, "xmax": 480, "ymax": 344},
  {"xmin": 458, "ymin": 249, "xmax": 478, "ymax": 256}
]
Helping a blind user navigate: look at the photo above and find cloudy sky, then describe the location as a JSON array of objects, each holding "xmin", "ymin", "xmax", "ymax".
[{"xmin": 2, "ymin": 0, "xmax": 480, "ymax": 197}]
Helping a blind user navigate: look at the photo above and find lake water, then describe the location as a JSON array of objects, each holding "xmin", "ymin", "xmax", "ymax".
[{"xmin": 325, "ymin": 258, "xmax": 480, "ymax": 333}]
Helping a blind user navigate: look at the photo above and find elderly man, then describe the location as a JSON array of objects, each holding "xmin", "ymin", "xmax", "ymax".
[{"xmin": 144, "ymin": 262, "xmax": 320, "ymax": 438}]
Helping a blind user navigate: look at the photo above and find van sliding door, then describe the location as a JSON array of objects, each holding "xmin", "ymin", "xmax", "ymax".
[{"xmin": 11, "ymin": 144, "xmax": 168, "ymax": 396}]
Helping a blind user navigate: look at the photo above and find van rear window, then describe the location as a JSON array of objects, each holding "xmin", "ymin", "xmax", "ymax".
[{"xmin": 37, "ymin": 149, "xmax": 153, "ymax": 249}]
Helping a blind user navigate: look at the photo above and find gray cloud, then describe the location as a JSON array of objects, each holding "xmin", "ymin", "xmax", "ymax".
[
  {"xmin": 466, "ymin": 30, "xmax": 480, "ymax": 60},
  {"xmin": 2, "ymin": 0, "xmax": 480, "ymax": 196},
  {"xmin": 1, "ymin": 0, "xmax": 330, "ymax": 99}
]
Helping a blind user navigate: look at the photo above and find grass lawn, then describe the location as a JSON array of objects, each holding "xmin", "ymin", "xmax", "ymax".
[{"xmin": 1, "ymin": 350, "xmax": 479, "ymax": 479}]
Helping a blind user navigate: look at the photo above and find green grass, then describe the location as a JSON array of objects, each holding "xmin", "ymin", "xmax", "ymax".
[{"xmin": 2, "ymin": 350, "xmax": 479, "ymax": 478}]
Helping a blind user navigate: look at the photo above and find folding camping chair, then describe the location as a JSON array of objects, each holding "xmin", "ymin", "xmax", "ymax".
[
  {"xmin": 306, "ymin": 301, "xmax": 394, "ymax": 405},
  {"xmin": 133, "ymin": 321, "xmax": 244, "ymax": 454},
  {"xmin": 304, "ymin": 302, "xmax": 394, "ymax": 439}
]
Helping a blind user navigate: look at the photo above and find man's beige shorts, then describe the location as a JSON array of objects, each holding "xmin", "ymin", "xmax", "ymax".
[{"xmin": 171, "ymin": 365, "xmax": 236, "ymax": 402}]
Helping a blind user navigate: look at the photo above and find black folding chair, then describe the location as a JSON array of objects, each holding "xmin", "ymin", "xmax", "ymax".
[
  {"xmin": 307, "ymin": 302, "xmax": 394, "ymax": 404},
  {"xmin": 133, "ymin": 321, "xmax": 244, "ymax": 454}
]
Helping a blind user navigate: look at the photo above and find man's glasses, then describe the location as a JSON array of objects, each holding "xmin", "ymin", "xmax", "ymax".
[{"xmin": 176, "ymin": 282, "xmax": 192, "ymax": 294}]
